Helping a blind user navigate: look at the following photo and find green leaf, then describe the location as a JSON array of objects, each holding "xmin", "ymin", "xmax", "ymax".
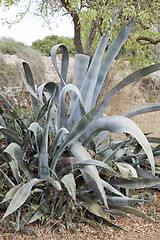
[
  {"xmin": 58, "ymin": 83, "xmax": 85, "ymax": 129},
  {"xmin": 0, "ymin": 126, "xmax": 24, "ymax": 146},
  {"xmin": 69, "ymin": 141, "xmax": 108, "ymax": 207},
  {"xmin": 58, "ymin": 159, "xmax": 120, "ymax": 177},
  {"xmin": 50, "ymin": 127, "xmax": 69, "ymax": 164},
  {"xmin": 1, "ymin": 184, "xmax": 22, "ymax": 204},
  {"xmin": 38, "ymin": 96, "xmax": 55, "ymax": 179},
  {"xmin": 3, "ymin": 142, "xmax": 22, "ymax": 161},
  {"xmin": 20, "ymin": 211, "xmax": 33, "ymax": 227},
  {"xmin": 61, "ymin": 173, "xmax": 76, "ymax": 201},
  {"xmin": 17, "ymin": 60, "xmax": 41, "ymax": 125},
  {"xmin": 123, "ymin": 102, "xmax": 160, "ymax": 118},
  {"xmin": 9, "ymin": 160, "xmax": 21, "ymax": 183},
  {"xmin": 37, "ymin": 82, "xmax": 59, "ymax": 131},
  {"xmin": 2, "ymin": 178, "xmax": 43, "ymax": 220},
  {"xmin": 78, "ymin": 195, "xmax": 125, "ymax": 231},
  {"xmin": 27, "ymin": 122, "xmax": 43, "ymax": 154},
  {"xmin": 92, "ymin": 18, "xmax": 136, "ymax": 107},
  {"xmin": 101, "ymin": 179, "xmax": 124, "ymax": 197},
  {"xmin": 0, "ymin": 93, "xmax": 24, "ymax": 128},
  {"xmin": 49, "ymin": 177, "xmax": 62, "ymax": 191},
  {"xmin": 69, "ymin": 54, "xmax": 90, "ymax": 112},
  {"xmin": 115, "ymin": 206, "xmax": 156, "ymax": 223},
  {"xmin": 107, "ymin": 195, "xmax": 147, "ymax": 207},
  {"xmin": 69, "ymin": 0, "xmax": 126, "ymax": 123},
  {"xmin": 110, "ymin": 177, "xmax": 160, "ymax": 189},
  {"xmin": 38, "ymin": 81, "xmax": 59, "ymax": 105},
  {"xmin": 28, "ymin": 210, "xmax": 45, "ymax": 224},
  {"xmin": 18, "ymin": 160, "xmax": 34, "ymax": 180},
  {"xmin": 51, "ymin": 44, "xmax": 69, "ymax": 91},
  {"xmin": 51, "ymin": 106, "xmax": 102, "ymax": 171},
  {"xmin": 115, "ymin": 162, "xmax": 138, "ymax": 178},
  {"xmin": 81, "ymin": 115, "xmax": 155, "ymax": 175},
  {"xmin": 0, "ymin": 168, "xmax": 15, "ymax": 188},
  {"xmin": 96, "ymin": 63, "xmax": 160, "ymax": 119}
]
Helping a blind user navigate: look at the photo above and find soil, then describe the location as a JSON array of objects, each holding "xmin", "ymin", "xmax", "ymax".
[{"xmin": 0, "ymin": 54, "xmax": 160, "ymax": 239}]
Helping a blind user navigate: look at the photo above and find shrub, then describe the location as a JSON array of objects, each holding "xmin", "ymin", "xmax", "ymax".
[
  {"xmin": 0, "ymin": 38, "xmax": 45, "ymax": 86},
  {"xmin": 0, "ymin": 1, "xmax": 160, "ymax": 233},
  {"xmin": 0, "ymin": 54, "xmax": 19, "ymax": 86},
  {"xmin": 32, "ymin": 35, "xmax": 76, "ymax": 56},
  {"xmin": 0, "ymin": 37, "xmax": 25, "ymax": 55}
]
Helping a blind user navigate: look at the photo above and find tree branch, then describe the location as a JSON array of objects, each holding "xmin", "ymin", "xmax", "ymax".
[
  {"xmin": 136, "ymin": 36, "xmax": 160, "ymax": 45},
  {"xmin": 137, "ymin": 19, "xmax": 149, "ymax": 30}
]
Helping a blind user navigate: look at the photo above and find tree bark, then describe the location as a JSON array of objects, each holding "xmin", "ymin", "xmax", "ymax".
[
  {"xmin": 60, "ymin": 0, "xmax": 84, "ymax": 53},
  {"xmin": 83, "ymin": 19, "xmax": 98, "ymax": 55}
]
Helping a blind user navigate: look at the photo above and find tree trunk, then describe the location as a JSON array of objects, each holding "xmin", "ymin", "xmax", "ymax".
[{"xmin": 60, "ymin": 0, "xmax": 84, "ymax": 54}]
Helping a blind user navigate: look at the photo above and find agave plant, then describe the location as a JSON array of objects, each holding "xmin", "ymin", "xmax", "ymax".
[{"xmin": 0, "ymin": 0, "xmax": 160, "ymax": 233}]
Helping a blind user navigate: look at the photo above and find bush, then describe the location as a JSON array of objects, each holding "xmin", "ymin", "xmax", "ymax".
[
  {"xmin": 0, "ymin": 38, "xmax": 45, "ymax": 86},
  {"xmin": 0, "ymin": 37, "xmax": 25, "ymax": 55},
  {"xmin": 0, "ymin": 54, "xmax": 19, "ymax": 86},
  {"xmin": 32, "ymin": 35, "xmax": 76, "ymax": 56}
]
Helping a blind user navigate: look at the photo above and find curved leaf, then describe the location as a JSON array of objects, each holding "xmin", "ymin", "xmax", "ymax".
[
  {"xmin": 78, "ymin": 195, "xmax": 125, "ymax": 231},
  {"xmin": 115, "ymin": 206, "xmax": 156, "ymax": 222},
  {"xmin": 69, "ymin": 140, "xmax": 107, "ymax": 207},
  {"xmin": 69, "ymin": 54, "xmax": 90, "ymax": 112},
  {"xmin": 82, "ymin": 115, "xmax": 155, "ymax": 175},
  {"xmin": 17, "ymin": 60, "xmax": 41, "ymax": 126},
  {"xmin": 58, "ymin": 83, "xmax": 85, "ymax": 129},
  {"xmin": 51, "ymin": 44, "xmax": 69, "ymax": 91},
  {"xmin": 92, "ymin": 18, "xmax": 136, "ymax": 107},
  {"xmin": 28, "ymin": 210, "xmax": 45, "ymax": 224},
  {"xmin": 58, "ymin": 159, "xmax": 120, "ymax": 177},
  {"xmin": 1, "ymin": 184, "xmax": 22, "ymax": 204},
  {"xmin": 38, "ymin": 82, "xmax": 59, "ymax": 105},
  {"xmin": 68, "ymin": 0, "xmax": 126, "ymax": 123},
  {"xmin": 107, "ymin": 195, "xmax": 147, "ymax": 207},
  {"xmin": 115, "ymin": 162, "xmax": 138, "ymax": 178},
  {"xmin": 49, "ymin": 178, "xmax": 62, "ymax": 191},
  {"xmin": 2, "ymin": 178, "xmax": 42, "ymax": 220},
  {"xmin": 52, "ymin": 106, "xmax": 101, "ymax": 169},
  {"xmin": 61, "ymin": 173, "xmax": 76, "ymax": 201},
  {"xmin": 28, "ymin": 122, "xmax": 43, "ymax": 154},
  {"xmin": 50, "ymin": 127, "xmax": 69, "ymax": 167},
  {"xmin": 0, "ymin": 168, "xmax": 15, "ymax": 188},
  {"xmin": 96, "ymin": 63, "xmax": 160, "ymax": 119},
  {"xmin": 38, "ymin": 96, "xmax": 55, "ymax": 179},
  {"xmin": 3, "ymin": 142, "xmax": 22, "ymax": 161},
  {"xmin": 0, "ymin": 93, "xmax": 25, "ymax": 129},
  {"xmin": 0, "ymin": 126, "xmax": 24, "ymax": 146},
  {"xmin": 110, "ymin": 177, "xmax": 160, "ymax": 189},
  {"xmin": 123, "ymin": 102, "xmax": 160, "ymax": 118},
  {"xmin": 102, "ymin": 179, "xmax": 124, "ymax": 197}
]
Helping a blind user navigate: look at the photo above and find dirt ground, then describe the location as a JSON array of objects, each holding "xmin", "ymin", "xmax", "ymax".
[
  {"xmin": 0, "ymin": 191, "xmax": 160, "ymax": 240},
  {"xmin": 0, "ymin": 55, "xmax": 160, "ymax": 239}
]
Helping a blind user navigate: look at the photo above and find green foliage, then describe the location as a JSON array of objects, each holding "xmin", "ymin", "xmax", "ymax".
[
  {"xmin": 1, "ymin": 0, "xmax": 160, "ymax": 67},
  {"xmin": 0, "ymin": 38, "xmax": 45, "ymax": 86},
  {"xmin": 0, "ymin": 8, "xmax": 160, "ymax": 233},
  {"xmin": 32, "ymin": 35, "xmax": 76, "ymax": 56},
  {"xmin": 0, "ymin": 37, "xmax": 25, "ymax": 55},
  {"xmin": 0, "ymin": 54, "xmax": 18, "ymax": 85}
]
